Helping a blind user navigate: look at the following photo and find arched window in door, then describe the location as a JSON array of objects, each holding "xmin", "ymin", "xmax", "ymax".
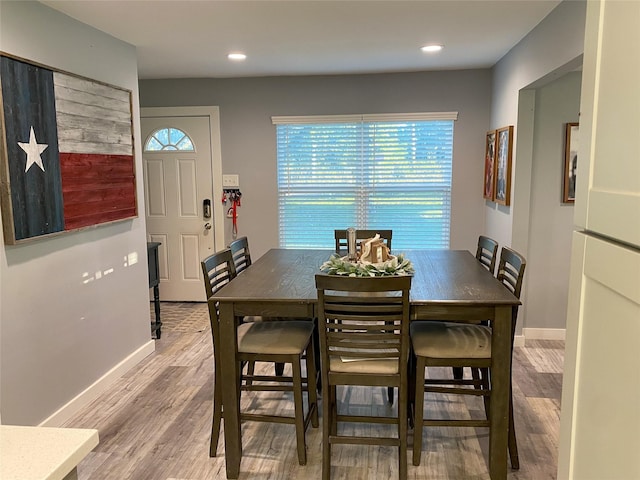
[{"xmin": 144, "ymin": 127, "xmax": 195, "ymax": 151}]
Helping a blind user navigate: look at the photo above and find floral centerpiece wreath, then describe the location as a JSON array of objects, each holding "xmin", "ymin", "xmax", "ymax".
[{"xmin": 320, "ymin": 253, "xmax": 414, "ymax": 277}]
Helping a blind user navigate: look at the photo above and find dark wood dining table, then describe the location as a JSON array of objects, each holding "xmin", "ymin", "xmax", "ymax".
[{"xmin": 213, "ymin": 248, "xmax": 520, "ymax": 479}]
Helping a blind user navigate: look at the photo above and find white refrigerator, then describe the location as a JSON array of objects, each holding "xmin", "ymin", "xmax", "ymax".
[{"xmin": 558, "ymin": 1, "xmax": 640, "ymax": 479}]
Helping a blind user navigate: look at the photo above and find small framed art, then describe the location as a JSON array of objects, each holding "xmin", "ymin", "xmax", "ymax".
[
  {"xmin": 494, "ymin": 125, "xmax": 513, "ymax": 206},
  {"xmin": 563, "ymin": 122, "xmax": 579, "ymax": 203},
  {"xmin": 483, "ymin": 130, "xmax": 497, "ymax": 200}
]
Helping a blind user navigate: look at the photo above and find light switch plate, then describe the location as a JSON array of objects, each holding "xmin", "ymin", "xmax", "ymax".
[{"xmin": 222, "ymin": 174, "xmax": 239, "ymax": 187}]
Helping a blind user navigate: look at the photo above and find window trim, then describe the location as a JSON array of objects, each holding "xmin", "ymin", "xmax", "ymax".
[
  {"xmin": 143, "ymin": 127, "xmax": 195, "ymax": 152},
  {"xmin": 272, "ymin": 112, "xmax": 458, "ymax": 125}
]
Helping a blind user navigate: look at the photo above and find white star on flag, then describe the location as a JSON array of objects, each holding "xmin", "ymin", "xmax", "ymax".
[{"xmin": 18, "ymin": 126, "xmax": 48, "ymax": 172}]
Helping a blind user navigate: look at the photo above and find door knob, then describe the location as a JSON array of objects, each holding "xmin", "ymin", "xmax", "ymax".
[{"xmin": 204, "ymin": 222, "xmax": 212, "ymax": 230}]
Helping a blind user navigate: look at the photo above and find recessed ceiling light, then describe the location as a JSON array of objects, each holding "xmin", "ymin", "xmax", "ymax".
[
  {"xmin": 421, "ymin": 44, "xmax": 443, "ymax": 53},
  {"xmin": 228, "ymin": 53, "xmax": 247, "ymax": 61}
]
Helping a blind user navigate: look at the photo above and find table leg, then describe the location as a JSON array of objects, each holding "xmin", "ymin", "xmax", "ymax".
[
  {"xmin": 489, "ymin": 305, "xmax": 511, "ymax": 480},
  {"xmin": 219, "ymin": 302, "xmax": 241, "ymax": 479}
]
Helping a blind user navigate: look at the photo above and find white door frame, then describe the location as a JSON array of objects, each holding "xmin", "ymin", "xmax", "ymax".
[{"xmin": 140, "ymin": 106, "xmax": 226, "ymax": 254}]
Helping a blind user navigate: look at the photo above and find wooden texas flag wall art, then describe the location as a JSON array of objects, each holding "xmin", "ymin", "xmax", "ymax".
[{"xmin": 0, "ymin": 53, "xmax": 137, "ymax": 244}]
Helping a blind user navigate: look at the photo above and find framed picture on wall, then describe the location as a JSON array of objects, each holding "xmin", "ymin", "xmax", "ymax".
[
  {"xmin": 494, "ymin": 125, "xmax": 513, "ymax": 206},
  {"xmin": 563, "ymin": 122, "xmax": 579, "ymax": 203},
  {"xmin": 483, "ymin": 130, "xmax": 497, "ymax": 200},
  {"xmin": 0, "ymin": 53, "xmax": 137, "ymax": 244}
]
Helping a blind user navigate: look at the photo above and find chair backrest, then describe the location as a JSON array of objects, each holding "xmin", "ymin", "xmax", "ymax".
[
  {"xmin": 476, "ymin": 235, "xmax": 499, "ymax": 274},
  {"xmin": 229, "ymin": 236, "xmax": 252, "ymax": 274},
  {"xmin": 496, "ymin": 246, "xmax": 526, "ymax": 299},
  {"xmin": 201, "ymin": 248, "xmax": 237, "ymax": 299},
  {"xmin": 202, "ymin": 248, "xmax": 237, "ymax": 347},
  {"xmin": 315, "ymin": 274, "xmax": 411, "ymax": 376},
  {"xmin": 334, "ymin": 229, "xmax": 393, "ymax": 255}
]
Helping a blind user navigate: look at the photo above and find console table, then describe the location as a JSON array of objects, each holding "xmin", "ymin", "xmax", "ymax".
[{"xmin": 147, "ymin": 241, "xmax": 162, "ymax": 339}]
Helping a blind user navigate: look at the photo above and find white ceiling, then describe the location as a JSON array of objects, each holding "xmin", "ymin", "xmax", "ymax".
[{"xmin": 41, "ymin": 0, "xmax": 562, "ymax": 80}]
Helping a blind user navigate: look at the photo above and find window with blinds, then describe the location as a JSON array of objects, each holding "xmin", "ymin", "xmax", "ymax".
[{"xmin": 273, "ymin": 113, "xmax": 456, "ymax": 250}]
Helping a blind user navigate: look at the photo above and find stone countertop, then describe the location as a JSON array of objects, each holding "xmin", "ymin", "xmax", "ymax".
[{"xmin": 0, "ymin": 425, "xmax": 99, "ymax": 480}]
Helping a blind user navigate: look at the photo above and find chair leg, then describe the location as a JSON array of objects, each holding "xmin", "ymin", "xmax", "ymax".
[
  {"xmin": 322, "ymin": 383, "xmax": 332, "ymax": 480},
  {"xmin": 292, "ymin": 358, "xmax": 307, "ymax": 465},
  {"xmin": 210, "ymin": 366, "xmax": 222, "ymax": 457},
  {"xmin": 471, "ymin": 367, "xmax": 481, "ymax": 388},
  {"xmin": 330, "ymin": 386, "xmax": 338, "ymax": 436},
  {"xmin": 408, "ymin": 348, "xmax": 416, "ymax": 429},
  {"xmin": 387, "ymin": 386, "xmax": 394, "ymax": 404},
  {"xmin": 275, "ymin": 362, "xmax": 285, "ymax": 376},
  {"xmin": 305, "ymin": 338, "xmax": 319, "ymax": 428},
  {"xmin": 245, "ymin": 360, "xmax": 255, "ymax": 386},
  {"xmin": 452, "ymin": 366, "xmax": 464, "ymax": 380},
  {"xmin": 398, "ymin": 372, "xmax": 408, "ymax": 480},
  {"xmin": 481, "ymin": 367, "xmax": 491, "ymax": 418},
  {"xmin": 508, "ymin": 385, "xmax": 520, "ymax": 469},
  {"xmin": 312, "ymin": 318, "xmax": 322, "ymax": 393},
  {"xmin": 413, "ymin": 357, "xmax": 426, "ymax": 466}
]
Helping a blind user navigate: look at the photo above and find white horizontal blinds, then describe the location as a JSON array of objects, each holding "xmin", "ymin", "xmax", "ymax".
[
  {"xmin": 277, "ymin": 122, "xmax": 362, "ymax": 248},
  {"xmin": 275, "ymin": 113, "xmax": 455, "ymax": 250},
  {"xmin": 363, "ymin": 120, "xmax": 452, "ymax": 250}
]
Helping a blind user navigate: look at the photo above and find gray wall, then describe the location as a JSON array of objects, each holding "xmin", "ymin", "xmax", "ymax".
[
  {"xmin": 487, "ymin": 0, "xmax": 586, "ymax": 336},
  {"xmin": 140, "ymin": 70, "xmax": 492, "ymax": 259},
  {"xmin": 0, "ymin": 1, "xmax": 152, "ymax": 425},
  {"xmin": 526, "ymin": 72, "xmax": 581, "ymax": 331},
  {"xmin": 487, "ymin": 0, "xmax": 586, "ymax": 250}
]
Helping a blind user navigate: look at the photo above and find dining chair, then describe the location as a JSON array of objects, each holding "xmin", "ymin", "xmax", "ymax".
[
  {"xmin": 452, "ymin": 235, "xmax": 499, "ymax": 380},
  {"xmin": 334, "ymin": 229, "xmax": 393, "ymax": 256},
  {"xmin": 201, "ymin": 248, "xmax": 319, "ymax": 463},
  {"xmin": 334, "ymin": 229, "xmax": 396, "ymax": 403},
  {"xmin": 200, "ymin": 248, "xmax": 239, "ymax": 457},
  {"xmin": 228, "ymin": 236, "xmax": 252, "ymax": 274},
  {"xmin": 476, "ymin": 235, "xmax": 499, "ymax": 274},
  {"xmin": 410, "ymin": 246, "xmax": 526, "ymax": 470},
  {"xmin": 228, "ymin": 235, "xmax": 286, "ymax": 377},
  {"xmin": 315, "ymin": 273, "xmax": 412, "ymax": 480}
]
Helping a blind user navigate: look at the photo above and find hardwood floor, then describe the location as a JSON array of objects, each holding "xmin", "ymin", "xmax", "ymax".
[{"xmin": 64, "ymin": 302, "xmax": 563, "ymax": 479}]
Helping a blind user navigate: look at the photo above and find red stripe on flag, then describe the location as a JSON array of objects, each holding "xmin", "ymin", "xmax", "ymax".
[
  {"xmin": 60, "ymin": 153, "xmax": 137, "ymax": 230},
  {"xmin": 64, "ymin": 208, "xmax": 138, "ymax": 230}
]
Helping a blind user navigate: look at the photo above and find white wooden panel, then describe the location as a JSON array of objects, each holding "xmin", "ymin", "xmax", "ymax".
[
  {"xmin": 561, "ymin": 4, "xmax": 640, "ymax": 478},
  {"xmin": 53, "ymin": 72, "xmax": 133, "ymax": 155},
  {"xmin": 571, "ymin": 237, "xmax": 640, "ymax": 480},
  {"xmin": 54, "ymin": 71, "xmax": 131, "ymax": 103},
  {"xmin": 54, "ymin": 91, "xmax": 132, "ymax": 122},
  {"xmin": 583, "ymin": 235, "xmax": 640, "ymax": 304},
  {"xmin": 145, "ymin": 159, "xmax": 166, "ymax": 217},
  {"xmin": 588, "ymin": 189, "xmax": 640, "ymax": 253},
  {"xmin": 180, "ymin": 234, "xmax": 200, "ymax": 281},
  {"xmin": 580, "ymin": 1, "xmax": 640, "ymax": 248},
  {"xmin": 177, "ymin": 159, "xmax": 198, "ymax": 217},
  {"xmin": 149, "ymin": 234, "xmax": 168, "ymax": 281}
]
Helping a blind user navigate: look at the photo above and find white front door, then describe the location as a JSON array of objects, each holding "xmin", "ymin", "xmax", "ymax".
[{"xmin": 141, "ymin": 108, "xmax": 224, "ymax": 301}]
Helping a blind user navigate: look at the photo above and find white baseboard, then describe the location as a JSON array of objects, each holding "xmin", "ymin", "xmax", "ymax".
[
  {"xmin": 523, "ymin": 328, "xmax": 566, "ymax": 341},
  {"xmin": 39, "ymin": 340, "xmax": 156, "ymax": 427},
  {"xmin": 514, "ymin": 328, "xmax": 566, "ymax": 347}
]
